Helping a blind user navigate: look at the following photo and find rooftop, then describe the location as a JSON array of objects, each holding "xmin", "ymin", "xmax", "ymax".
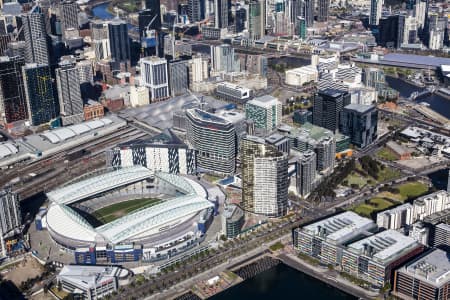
[
  {"xmin": 382, "ymin": 53, "xmax": 450, "ymax": 68},
  {"xmin": 344, "ymin": 103, "xmax": 375, "ymax": 114},
  {"xmin": 399, "ymin": 249, "xmax": 450, "ymax": 287},
  {"xmin": 319, "ymin": 88, "xmax": 347, "ymax": 98},
  {"xmin": 58, "ymin": 265, "xmax": 129, "ymax": 289},
  {"xmin": 346, "ymin": 229, "xmax": 420, "ymax": 265},
  {"xmin": 117, "ymin": 129, "xmax": 187, "ymax": 148},
  {"xmin": 247, "ymin": 95, "xmax": 279, "ymax": 107},
  {"xmin": 302, "ymin": 211, "xmax": 376, "ymax": 245}
]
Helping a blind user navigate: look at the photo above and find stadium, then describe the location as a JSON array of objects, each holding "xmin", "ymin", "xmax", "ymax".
[{"xmin": 44, "ymin": 166, "xmax": 216, "ymax": 264}]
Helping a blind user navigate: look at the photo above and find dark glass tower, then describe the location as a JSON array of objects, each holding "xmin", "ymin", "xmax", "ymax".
[
  {"xmin": 23, "ymin": 63, "xmax": 58, "ymax": 126},
  {"xmin": 108, "ymin": 17, "xmax": 130, "ymax": 63},
  {"xmin": 0, "ymin": 56, "xmax": 27, "ymax": 124},
  {"xmin": 144, "ymin": 0, "xmax": 161, "ymax": 30}
]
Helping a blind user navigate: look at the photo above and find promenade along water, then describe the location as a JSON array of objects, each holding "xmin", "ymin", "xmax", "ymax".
[{"xmin": 210, "ymin": 263, "xmax": 356, "ymax": 300}]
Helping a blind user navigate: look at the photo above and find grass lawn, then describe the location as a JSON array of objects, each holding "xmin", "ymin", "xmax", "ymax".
[
  {"xmin": 93, "ymin": 198, "xmax": 161, "ymax": 224},
  {"xmin": 377, "ymin": 167, "xmax": 402, "ymax": 182},
  {"xmin": 369, "ymin": 198, "xmax": 393, "ymax": 210},
  {"xmin": 269, "ymin": 242, "xmax": 284, "ymax": 252},
  {"xmin": 375, "ymin": 191, "xmax": 404, "ymax": 202},
  {"xmin": 398, "ymin": 182, "xmax": 429, "ymax": 200},
  {"xmin": 376, "ymin": 148, "xmax": 398, "ymax": 161},
  {"xmin": 346, "ymin": 172, "xmax": 368, "ymax": 188},
  {"xmin": 352, "ymin": 204, "xmax": 376, "ymax": 217}
]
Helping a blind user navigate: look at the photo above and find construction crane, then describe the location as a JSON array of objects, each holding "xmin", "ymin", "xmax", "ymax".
[{"xmin": 141, "ymin": 14, "xmax": 159, "ymax": 57}]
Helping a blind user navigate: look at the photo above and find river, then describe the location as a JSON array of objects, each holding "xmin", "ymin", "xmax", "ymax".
[
  {"xmin": 91, "ymin": 2, "xmax": 136, "ymax": 31},
  {"xmin": 210, "ymin": 264, "xmax": 356, "ymax": 300},
  {"xmin": 385, "ymin": 76, "xmax": 450, "ymax": 119}
]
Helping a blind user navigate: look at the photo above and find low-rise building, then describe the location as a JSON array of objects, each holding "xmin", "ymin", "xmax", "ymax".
[
  {"xmin": 57, "ymin": 265, "xmax": 130, "ymax": 300},
  {"xmin": 222, "ymin": 204, "xmax": 244, "ymax": 238},
  {"xmin": 293, "ymin": 211, "xmax": 377, "ymax": 266},
  {"xmin": 215, "ymin": 82, "xmax": 253, "ymax": 104},
  {"xmin": 385, "ymin": 141, "xmax": 412, "ymax": 160},
  {"xmin": 342, "ymin": 230, "xmax": 423, "ymax": 287},
  {"xmin": 285, "ymin": 65, "xmax": 318, "ymax": 86},
  {"xmin": 393, "ymin": 249, "xmax": 450, "ymax": 300},
  {"xmin": 83, "ymin": 100, "xmax": 104, "ymax": 121}
]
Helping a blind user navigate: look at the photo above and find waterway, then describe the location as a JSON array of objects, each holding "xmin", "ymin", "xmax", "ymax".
[
  {"xmin": 91, "ymin": 2, "xmax": 136, "ymax": 31},
  {"xmin": 385, "ymin": 76, "xmax": 450, "ymax": 119},
  {"xmin": 210, "ymin": 263, "xmax": 356, "ymax": 300}
]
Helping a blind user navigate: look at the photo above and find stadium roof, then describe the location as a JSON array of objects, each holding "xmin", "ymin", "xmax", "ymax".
[
  {"xmin": 0, "ymin": 142, "xmax": 18, "ymax": 159},
  {"xmin": 46, "ymin": 169, "xmax": 212, "ymax": 244},
  {"xmin": 46, "ymin": 166, "xmax": 154, "ymax": 205}
]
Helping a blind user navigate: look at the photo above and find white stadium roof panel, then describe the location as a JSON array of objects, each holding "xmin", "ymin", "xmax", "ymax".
[
  {"xmin": 86, "ymin": 120, "xmax": 106, "ymax": 129},
  {"xmin": 41, "ymin": 132, "xmax": 61, "ymax": 144},
  {"xmin": 47, "ymin": 166, "xmax": 153, "ymax": 205},
  {"xmin": 0, "ymin": 143, "xmax": 19, "ymax": 159},
  {"xmin": 101, "ymin": 118, "xmax": 113, "ymax": 125}
]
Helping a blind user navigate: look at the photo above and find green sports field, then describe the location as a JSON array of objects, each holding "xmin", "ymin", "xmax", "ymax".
[{"xmin": 93, "ymin": 198, "xmax": 161, "ymax": 224}]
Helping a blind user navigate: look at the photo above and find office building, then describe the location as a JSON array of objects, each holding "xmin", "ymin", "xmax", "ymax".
[
  {"xmin": 265, "ymin": 133, "xmax": 290, "ymax": 154},
  {"xmin": 377, "ymin": 203, "xmax": 414, "ymax": 230},
  {"xmin": 23, "ymin": 63, "xmax": 58, "ymax": 126},
  {"xmin": 293, "ymin": 109, "xmax": 312, "ymax": 125},
  {"xmin": 342, "ymin": 230, "xmax": 423, "ymax": 287},
  {"xmin": 222, "ymin": 204, "xmax": 244, "ymax": 238},
  {"xmin": 210, "ymin": 44, "xmax": 239, "ymax": 73},
  {"xmin": 140, "ymin": 56, "xmax": 169, "ymax": 101},
  {"xmin": 339, "ymin": 104, "xmax": 378, "ymax": 148},
  {"xmin": 431, "ymin": 223, "xmax": 450, "ymax": 249},
  {"xmin": 0, "ymin": 189, "xmax": 21, "ymax": 257},
  {"xmin": 215, "ymin": 82, "xmax": 253, "ymax": 104},
  {"xmin": 293, "ymin": 212, "xmax": 377, "ymax": 266},
  {"xmin": 22, "ymin": 6, "xmax": 49, "ymax": 65},
  {"xmin": 403, "ymin": 15, "xmax": 418, "ymax": 45},
  {"xmin": 249, "ymin": 0, "xmax": 265, "ymax": 40},
  {"xmin": 394, "ymin": 249, "xmax": 450, "ymax": 300},
  {"xmin": 188, "ymin": 0, "xmax": 205, "ymax": 22},
  {"xmin": 186, "ymin": 108, "xmax": 243, "ymax": 174},
  {"xmin": 214, "ymin": 0, "xmax": 228, "ymax": 29},
  {"xmin": 169, "ymin": 59, "xmax": 189, "ymax": 96},
  {"xmin": 369, "ymin": 0, "xmax": 383, "ymax": 26},
  {"xmin": 245, "ymin": 95, "xmax": 282, "ymax": 131},
  {"xmin": 296, "ymin": 150, "xmax": 316, "ymax": 197},
  {"xmin": 108, "ymin": 17, "xmax": 130, "ymax": 64},
  {"xmin": 313, "ymin": 89, "xmax": 351, "ymax": 133},
  {"xmin": 144, "ymin": 0, "xmax": 161, "ymax": 30},
  {"xmin": 56, "ymin": 58, "xmax": 83, "ymax": 125},
  {"xmin": 188, "ymin": 55, "xmax": 209, "ymax": 83},
  {"xmin": 235, "ymin": 6, "xmax": 246, "ymax": 33},
  {"xmin": 91, "ymin": 20, "xmax": 110, "ymax": 61},
  {"xmin": 285, "ymin": 65, "xmax": 318, "ymax": 86},
  {"xmin": 413, "ymin": 191, "xmax": 450, "ymax": 222},
  {"xmin": 377, "ymin": 14, "xmax": 405, "ymax": 49},
  {"xmin": 0, "ymin": 56, "xmax": 27, "ymax": 125},
  {"xmin": 60, "ymin": 0, "xmax": 78, "ymax": 37},
  {"xmin": 317, "ymin": 0, "xmax": 329, "ymax": 22},
  {"xmin": 288, "ymin": 123, "xmax": 337, "ymax": 172},
  {"xmin": 298, "ymin": 0, "xmax": 314, "ymax": 27},
  {"xmin": 241, "ymin": 136, "xmax": 289, "ymax": 217},
  {"xmin": 57, "ymin": 265, "xmax": 130, "ymax": 300},
  {"xmin": 408, "ymin": 221, "xmax": 429, "ymax": 246},
  {"xmin": 107, "ymin": 129, "xmax": 196, "ymax": 174},
  {"xmin": 414, "ymin": 0, "xmax": 428, "ymax": 30}
]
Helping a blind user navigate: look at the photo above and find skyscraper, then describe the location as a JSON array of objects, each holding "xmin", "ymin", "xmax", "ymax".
[
  {"xmin": 313, "ymin": 89, "xmax": 351, "ymax": 133},
  {"xmin": 0, "ymin": 189, "xmax": 21, "ymax": 257},
  {"xmin": 339, "ymin": 104, "xmax": 378, "ymax": 148},
  {"xmin": 56, "ymin": 58, "xmax": 83, "ymax": 125},
  {"xmin": 22, "ymin": 6, "xmax": 50, "ymax": 65},
  {"xmin": 316, "ymin": 136, "xmax": 336, "ymax": 172},
  {"xmin": 91, "ymin": 20, "xmax": 110, "ymax": 61},
  {"xmin": 298, "ymin": 0, "xmax": 314, "ymax": 27},
  {"xmin": 296, "ymin": 150, "xmax": 316, "ymax": 197},
  {"xmin": 0, "ymin": 56, "xmax": 27, "ymax": 125},
  {"xmin": 145, "ymin": 0, "xmax": 161, "ymax": 30},
  {"xmin": 188, "ymin": 0, "xmax": 205, "ymax": 22},
  {"xmin": 377, "ymin": 14, "xmax": 405, "ymax": 49},
  {"xmin": 169, "ymin": 59, "xmax": 189, "ymax": 96},
  {"xmin": 214, "ymin": 0, "xmax": 229, "ymax": 29},
  {"xmin": 245, "ymin": 95, "xmax": 282, "ymax": 131},
  {"xmin": 23, "ymin": 63, "xmax": 58, "ymax": 126},
  {"xmin": 369, "ymin": 0, "xmax": 383, "ymax": 26},
  {"xmin": 241, "ymin": 135, "xmax": 289, "ymax": 217},
  {"xmin": 210, "ymin": 44, "xmax": 239, "ymax": 73},
  {"xmin": 186, "ymin": 108, "xmax": 241, "ymax": 174},
  {"xmin": 140, "ymin": 56, "xmax": 169, "ymax": 101},
  {"xmin": 60, "ymin": 0, "xmax": 78, "ymax": 37},
  {"xmin": 108, "ymin": 17, "xmax": 130, "ymax": 64},
  {"xmin": 235, "ymin": 6, "xmax": 246, "ymax": 33},
  {"xmin": 317, "ymin": 0, "xmax": 330, "ymax": 22},
  {"xmin": 249, "ymin": 0, "xmax": 265, "ymax": 40}
]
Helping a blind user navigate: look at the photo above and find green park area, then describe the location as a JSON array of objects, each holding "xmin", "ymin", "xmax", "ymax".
[
  {"xmin": 350, "ymin": 181, "xmax": 429, "ymax": 218},
  {"xmin": 343, "ymin": 156, "xmax": 401, "ymax": 189},
  {"xmin": 376, "ymin": 147, "xmax": 397, "ymax": 161},
  {"xmin": 93, "ymin": 198, "xmax": 161, "ymax": 224}
]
